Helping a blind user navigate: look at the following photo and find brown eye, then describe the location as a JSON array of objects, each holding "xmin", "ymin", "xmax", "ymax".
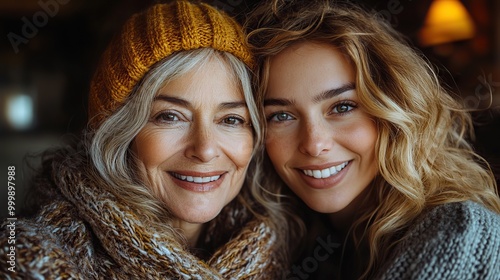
[
  {"xmin": 331, "ymin": 102, "xmax": 356, "ymax": 115},
  {"xmin": 222, "ymin": 116, "xmax": 245, "ymax": 126},
  {"xmin": 154, "ymin": 111, "xmax": 179, "ymax": 124}
]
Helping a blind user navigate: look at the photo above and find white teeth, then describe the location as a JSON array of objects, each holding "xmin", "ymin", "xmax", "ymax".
[
  {"xmin": 302, "ymin": 161, "xmax": 349, "ymax": 179},
  {"xmin": 321, "ymin": 169, "xmax": 330, "ymax": 178},
  {"xmin": 172, "ymin": 173, "xmax": 220, "ymax": 183}
]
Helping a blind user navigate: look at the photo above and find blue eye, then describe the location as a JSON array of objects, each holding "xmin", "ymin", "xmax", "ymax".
[{"xmin": 268, "ymin": 112, "xmax": 294, "ymax": 122}]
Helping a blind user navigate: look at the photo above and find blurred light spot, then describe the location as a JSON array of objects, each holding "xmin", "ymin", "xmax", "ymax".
[
  {"xmin": 6, "ymin": 94, "xmax": 33, "ymax": 130},
  {"xmin": 419, "ymin": 0, "xmax": 475, "ymax": 47}
]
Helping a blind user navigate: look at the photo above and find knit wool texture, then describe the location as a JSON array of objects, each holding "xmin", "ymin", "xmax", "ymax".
[
  {"xmin": 375, "ymin": 201, "xmax": 500, "ymax": 279},
  {"xmin": 0, "ymin": 149, "xmax": 284, "ymax": 279},
  {"xmin": 88, "ymin": 0, "xmax": 253, "ymax": 129}
]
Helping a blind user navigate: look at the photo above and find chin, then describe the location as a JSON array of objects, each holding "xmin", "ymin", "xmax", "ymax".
[
  {"xmin": 181, "ymin": 208, "xmax": 222, "ymax": 224},
  {"xmin": 305, "ymin": 198, "xmax": 348, "ymax": 214}
]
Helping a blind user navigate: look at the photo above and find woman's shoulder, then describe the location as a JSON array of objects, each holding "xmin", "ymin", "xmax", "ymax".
[
  {"xmin": 387, "ymin": 201, "xmax": 500, "ymax": 248},
  {"xmin": 376, "ymin": 201, "xmax": 500, "ymax": 280},
  {"xmin": 1, "ymin": 201, "xmax": 95, "ymax": 279},
  {"xmin": 415, "ymin": 200, "xmax": 500, "ymax": 234}
]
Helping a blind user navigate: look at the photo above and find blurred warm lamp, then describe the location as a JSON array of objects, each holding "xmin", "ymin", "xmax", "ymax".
[{"xmin": 418, "ymin": 0, "xmax": 475, "ymax": 46}]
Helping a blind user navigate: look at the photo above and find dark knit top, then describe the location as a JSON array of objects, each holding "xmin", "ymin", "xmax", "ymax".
[{"xmin": 376, "ymin": 201, "xmax": 500, "ymax": 280}]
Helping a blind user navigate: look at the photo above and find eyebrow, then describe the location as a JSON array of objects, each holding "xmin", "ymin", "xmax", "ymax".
[
  {"xmin": 313, "ymin": 82, "xmax": 355, "ymax": 103},
  {"xmin": 264, "ymin": 82, "xmax": 356, "ymax": 107},
  {"xmin": 154, "ymin": 95, "xmax": 247, "ymax": 110},
  {"xmin": 155, "ymin": 95, "xmax": 190, "ymax": 107}
]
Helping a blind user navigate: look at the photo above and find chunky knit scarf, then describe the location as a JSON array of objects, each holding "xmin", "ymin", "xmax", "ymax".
[{"xmin": 1, "ymin": 150, "xmax": 284, "ymax": 279}]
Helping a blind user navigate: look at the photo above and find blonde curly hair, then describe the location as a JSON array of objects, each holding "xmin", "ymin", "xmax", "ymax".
[{"xmin": 245, "ymin": 0, "xmax": 500, "ymax": 276}]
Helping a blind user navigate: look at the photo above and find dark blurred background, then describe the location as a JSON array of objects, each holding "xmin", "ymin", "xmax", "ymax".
[{"xmin": 1, "ymin": 0, "xmax": 499, "ymax": 218}]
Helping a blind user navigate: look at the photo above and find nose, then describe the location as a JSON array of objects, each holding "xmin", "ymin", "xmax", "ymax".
[
  {"xmin": 185, "ymin": 123, "xmax": 220, "ymax": 162},
  {"xmin": 298, "ymin": 119, "xmax": 333, "ymax": 157}
]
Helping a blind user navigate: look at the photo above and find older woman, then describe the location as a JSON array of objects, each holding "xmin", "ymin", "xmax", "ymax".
[
  {"xmin": 246, "ymin": 0, "xmax": 500, "ymax": 279},
  {"xmin": 0, "ymin": 1, "xmax": 288, "ymax": 278}
]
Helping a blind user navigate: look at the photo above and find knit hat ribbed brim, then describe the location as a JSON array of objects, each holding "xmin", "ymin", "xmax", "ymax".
[{"xmin": 87, "ymin": 1, "xmax": 253, "ymax": 129}]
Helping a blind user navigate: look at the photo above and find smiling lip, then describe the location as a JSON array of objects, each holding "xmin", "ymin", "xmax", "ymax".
[
  {"xmin": 169, "ymin": 171, "xmax": 226, "ymax": 192},
  {"xmin": 296, "ymin": 161, "xmax": 351, "ymax": 189}
]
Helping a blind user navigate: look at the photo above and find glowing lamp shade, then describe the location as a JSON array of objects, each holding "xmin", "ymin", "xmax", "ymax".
[{"xmin": 418, "ymin": 0, "xmax": 475, "ymax": 47}]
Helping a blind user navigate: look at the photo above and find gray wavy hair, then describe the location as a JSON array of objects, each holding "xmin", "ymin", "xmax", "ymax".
[{"xmin": 87, "ymin": 48, "xmax": 288, "ymax": 254}]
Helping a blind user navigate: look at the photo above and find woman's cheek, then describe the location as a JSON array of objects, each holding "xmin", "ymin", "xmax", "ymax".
[
  {"xmin": 222, "ymin": 131, "xmax": 254, "ymax": 168},
  {"xmin": 265, "ymin": 132, "xmax": 289, "ymax": 166}
]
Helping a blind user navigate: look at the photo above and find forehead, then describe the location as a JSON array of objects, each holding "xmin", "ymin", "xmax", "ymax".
[
  {"xmin": 159, "ymin": 58, "xmax": 243, "ymax": 101},
  {"xmin": 267, "ymin": 41, "xmax": 355, "ymax": 98}
]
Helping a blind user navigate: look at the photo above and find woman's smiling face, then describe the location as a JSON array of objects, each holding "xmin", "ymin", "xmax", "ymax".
[
  {"xmin": 264, "ymin": 41, "xmax": 378, "ymax": 213},
  {"xmin": 131, "ymin": 58, "xmax": 254, "ymax": 225}
]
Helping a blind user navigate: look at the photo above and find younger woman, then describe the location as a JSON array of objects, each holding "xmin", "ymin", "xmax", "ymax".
[{"xmin": 246, "ymin": 0, "xmax": 500, "ymax": 279}]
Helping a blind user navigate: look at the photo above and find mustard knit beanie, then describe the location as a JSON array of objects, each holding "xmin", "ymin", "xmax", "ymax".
[{"xmin": 88, "ymin": 0, "xmax": 253, "ymax": 129}]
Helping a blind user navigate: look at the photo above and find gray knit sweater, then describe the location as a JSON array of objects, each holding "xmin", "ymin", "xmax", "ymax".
[{"xmin": 376, "ymin": 201, "xmax": 500, "ymax": 280}]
